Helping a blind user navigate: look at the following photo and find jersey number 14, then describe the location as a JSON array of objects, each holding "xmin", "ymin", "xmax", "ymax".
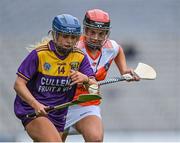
[{"xmin": 58, "ymin": 66, "xmax": 65, "ymax": 74}]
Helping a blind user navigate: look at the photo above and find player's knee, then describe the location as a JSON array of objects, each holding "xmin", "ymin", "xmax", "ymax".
[
  {"xmin": 85, "ymin": 132, "xmax": 103, "ymax": 142},
  {"xmin": 37, "ymin": 132, "xmax": 61, "ymax": 142},
  {"xmin": 92, "ymin": 135, "xmax": 103, "ymax": 142},
  {"xmin": 31, "ymin": 135, "xmax": 61, "ymax": 142},
  {"xmin": 45, "ymin": 135, "xmax": 62, "ymax": 142},
  {"xmin": 95, "ymin": 134, "xmax": 103, "ymax": 142}
]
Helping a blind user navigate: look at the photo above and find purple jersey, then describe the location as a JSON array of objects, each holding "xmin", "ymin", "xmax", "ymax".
[{"xmin": 14, "ymin": 40, "xmax": 94, "ymax": 131}]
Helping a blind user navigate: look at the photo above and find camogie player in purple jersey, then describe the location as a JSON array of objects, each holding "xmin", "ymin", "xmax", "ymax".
[{"xmin": 14, "ymin": 14, "xmax": 96, "ymax": 142}]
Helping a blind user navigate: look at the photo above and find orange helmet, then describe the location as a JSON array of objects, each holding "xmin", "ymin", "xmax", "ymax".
[{"xmin": 83, "ymin": 9, "xmax": 111, "ymax": 50}]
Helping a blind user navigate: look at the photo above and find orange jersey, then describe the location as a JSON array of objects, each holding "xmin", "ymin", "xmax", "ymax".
[{"xmin": 74, "ymin": 36, "xmax": 121, "ymax": 106}]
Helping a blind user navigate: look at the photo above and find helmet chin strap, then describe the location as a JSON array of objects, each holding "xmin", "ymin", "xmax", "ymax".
[
  {"xmin": 86, "ymin": 41, "xmax": 101, "ymax": 51},
  {"xmin": 86, "ymin": 35, "xmax": 109, "ymax": 51},
  {"xmin": 54, "ymin": 43, "xmax": 73, "ymax": 57}
]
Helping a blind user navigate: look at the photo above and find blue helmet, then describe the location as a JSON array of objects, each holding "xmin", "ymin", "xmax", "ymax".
[{"xmin": 52, "ymin": 14, "xmax": 81, "ymax": 35}]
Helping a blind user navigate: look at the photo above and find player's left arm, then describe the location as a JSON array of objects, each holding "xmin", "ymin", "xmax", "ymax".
[
  {"xmin": 114, "ymin": 47, "xmax": 139, "ymax": 81},
  {"xmin": 70, "ymin": 55, "xmax": 97, "ymax": 86},
  {"xmin": 70, "ymin": 70, "xmax": 96, "ymax": 86}
]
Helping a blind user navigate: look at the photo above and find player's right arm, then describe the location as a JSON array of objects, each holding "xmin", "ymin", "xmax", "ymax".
[
  {"xmin": 14, "ymin": 49, "xmax": 48, "ymax": 115},
  {"xmin": 14, "ymin": 76, "xmax": 47, "ymax": 115}
]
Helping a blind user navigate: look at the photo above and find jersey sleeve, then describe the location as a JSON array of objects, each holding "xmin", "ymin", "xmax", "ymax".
[
  {"xmin": 110, "ymin": 40, "xmax": 121, "ymax": 58},
  {"xmin": 17, "ymin": 50, "xmax": 39, "ymax": 81},
  {"xmin": 79, "ymin": 54, "xmax": 95, "ymax": 77}
]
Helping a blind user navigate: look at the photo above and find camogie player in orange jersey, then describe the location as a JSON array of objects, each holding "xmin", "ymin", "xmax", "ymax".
[{"xmin": 63, "ymin": 9, "xmax": 140, "ymax": 142}]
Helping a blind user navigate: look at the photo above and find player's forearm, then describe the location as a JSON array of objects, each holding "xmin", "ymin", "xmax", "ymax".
[
  {"xmin": 86, "ymin": 76, "xmax": 97, "ymax": 85},
  {"xmin": 83, "ymin": 76, "xmax": 98, "ymax": 91}
]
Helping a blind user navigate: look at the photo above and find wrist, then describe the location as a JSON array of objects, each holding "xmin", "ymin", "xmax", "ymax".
[
  {"xmin": 83, "ymin": 76, "xmax": 90, "ymax": 85},
  {"xmin": 30, "ymin": 99, "xmax": 38, "ymax": 108}
]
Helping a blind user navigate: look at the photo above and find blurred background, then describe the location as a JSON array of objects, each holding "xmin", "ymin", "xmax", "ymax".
[{"xmin": 0, "ymin": 0, "xmax": 179, "ymax": 141}]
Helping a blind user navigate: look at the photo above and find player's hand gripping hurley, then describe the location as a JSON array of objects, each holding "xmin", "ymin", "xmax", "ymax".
[
  {"xmin": 98, "ymin": 63, "xmax": 156, "ymax": 86},
  {"xmin": 26, "ymin": 94, "xmax": 101, "ymax": 118}
]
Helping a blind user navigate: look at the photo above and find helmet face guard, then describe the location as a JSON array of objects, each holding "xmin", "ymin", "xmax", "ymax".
[
  {"xmin": 83, "ymin": 9, "xmax": 111, "ymax": 50},
  {"xmin": 52, "ymin": 14, "xmax": 81, "ymax": 56},
  {"xmin": 83, "ymin": 26, "xmax": 110, "ymax": 50}
]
